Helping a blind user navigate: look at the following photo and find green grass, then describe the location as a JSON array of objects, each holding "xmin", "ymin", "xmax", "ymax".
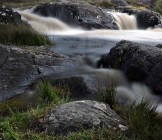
[
  {"xmin": 98, "ymin": 1, "xmax": 116, "ymax": 9},
  {"xmin": 153, "ymin": 0, "xmax": 162, "ymax": 14},
  {"xmin": 0, "ymin": 24, "xmax": 50, "ymax": 46},
  {"xmin": 1, "ymin": 82, "xmax": 162, "ymax": 139},
  {"xmin": 0, "ymin": 0, "xmax": 53, "ymax": 8},
  {"xmin": 124, "ymin": 101, "xmax": 162, "ymax": 139},
  {"xmin": 126, "ymin": 0, "xmax": 150, "ymax": 8},
  {"xmin": 96, "ymin": 85, "xmax": 117, "ymax": 109},
  {"xmin": 96, "ymin": 85, "xmax": 162, "ymax": 139},
  {"xmin": 38, "ymin": 79, "xmax": 70, "ymax": 103}
]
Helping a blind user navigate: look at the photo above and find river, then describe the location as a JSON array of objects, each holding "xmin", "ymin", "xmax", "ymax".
[{"xmin": 16, "ymin": 9, "xmax": 162, "ymax": 112}]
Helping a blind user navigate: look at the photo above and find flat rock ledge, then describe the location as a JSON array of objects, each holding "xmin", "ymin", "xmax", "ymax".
[
  {"xmin": 0, "ymin": 44, "xmax": 63, "ymax": 101},
  {"xmin": 37, "ymin": 100, "xmax": 128, "ymax": 134}
]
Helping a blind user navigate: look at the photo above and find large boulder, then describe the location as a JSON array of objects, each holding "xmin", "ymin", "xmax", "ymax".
[
  {"xmin": 37, "ymin": 100, "xmax": 127, "ymax": 134},
  {"xmin": 136, "ymin": 11, "xmax": 161, "ymax": 29},
  {"xmin": 33, "ymin": 1, "xmax": 118, "ymax": 29},
  {"xmin": 119, "ymin": 8, "xmax": 162, "ymax": 29},
  {"xmin": 0, "ymin": 5, "xmax": 24, "ymax": 24},
  {"xmin": 97, "ymin": 40, "xmax": 162, "ymax": 95},
  {"xmin": 0, "ymin": 45, "xmax": 63, "ymax": 101}
]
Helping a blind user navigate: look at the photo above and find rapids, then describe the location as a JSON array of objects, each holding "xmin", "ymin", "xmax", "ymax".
[{"xmin": 18, "ymin": 9, "xmax": 162, "ymax": 112}]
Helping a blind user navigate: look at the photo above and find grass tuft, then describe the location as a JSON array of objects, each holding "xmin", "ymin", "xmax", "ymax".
[
  {"xmin": 96, "ymin": 85, "xmax": 116, "ymax": 109},
  {"xmin": 125, "ymin": 100, "xmax": 162, "ymax": 139},
  {"xmin": 38, "ymin": 79, "xmax": 70, "ymax": 104},
  {"xmin": 0, "ymin": 24, "xmax": 50, "ymax": 46},
  {"xmin": 99, "ymin": 1, "xmax": 116, "ymax": 8}
]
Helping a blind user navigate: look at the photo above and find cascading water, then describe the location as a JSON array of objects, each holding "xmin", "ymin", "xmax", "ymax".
[
  {"xmin": 19, "ymin": 11, "xmax": 71, "ymax": 33},
  {"xmin": 19, "ymin": 10, "xmax": 162, "ymax": 45},
  {"xmin": 107, "ymin": 12, "xmax": 138, "ymax": 30},
  {"xmin": 18, "ymin": 9, "xmax": 162, "ymax": 112}
]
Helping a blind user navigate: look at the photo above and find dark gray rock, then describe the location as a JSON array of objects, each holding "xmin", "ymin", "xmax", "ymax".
[
  {"xmin": 112, "ymin": 0, "xmax": 129, "ymax": 6},
  {"xmin": 51, "ymin": 75, "xmax": 95, "ymax": 100},
  {"xmin": 136, "ymin": 11, "xmax": 161, "ymax": 29},
  {"xmin": 155, "ymin": 44, "xmax": 162, "ymax": 49},
  {"xmin": 0, "ymin": 5, "xmax": 24, "ymax": 24},
  {"xmin": 119, "ymin": 8, "xmax": 162, "ymax": 29},
  {"xmin": 0, "ymin": 45, "xmax": 62, "ymax": 101},
  {"xmin": 33, "ymin": 1, "xmax": 118, "ymax": 29},
  {"xmin": 119, "ymin": 7, "xmax": 139, "ymax": 15},
  {"xmin": 98, "ymin": 40, "xmax": 162, "ymax": 95},
  {"xmin": 38, "ymin": 100, "xmax": 127, "ymax": 134}
]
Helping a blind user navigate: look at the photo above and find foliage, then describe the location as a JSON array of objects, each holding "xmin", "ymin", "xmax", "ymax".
[
  {"xmin": 1, "ymin": 83, "xmax": 162, "ymax": 139},
  {"xmin": 0, "ymin": 0, "xmax": 52, "ymax": 8},
  {"xmin": 96, "ymin": 85, "xmax": 116, "ymax": 109},
  {"xmin": 119, "ymin": 101, "xmax": 162, "ymax": 140},
  {"xmin": 0, "ymin": 24, "xmax": 50, "ymax": 46},
  {"xmin": 96, "ymin": 85, "xmax": 162, "ymax": 139},
  {"xmin": 99, "ymin": 1, "xmax": 116, "ymax": 8},
  {"xmin": 38, "ymin": 79, "xmax": 70, "ymax": 103},
  {"xmin": 129, "ymin": 102, "xmax": 162, "ymax": 139},
  {"xmin": 153, "ymin": 0, "xmax": 162, "ymax": 14}
]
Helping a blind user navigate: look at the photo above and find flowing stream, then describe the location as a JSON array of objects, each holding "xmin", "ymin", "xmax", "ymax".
[{"xmin": 17, "ymin": 9, "xmax": 162, "ymax": 112}]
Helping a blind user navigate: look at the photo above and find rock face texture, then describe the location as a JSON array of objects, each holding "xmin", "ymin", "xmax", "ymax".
[
  {"xmin": 33, "ymin": 1, "xmax": 118, "ymax": 29},
  {"xmin": 120, "ymin": 8, "xmax": 162, "ymax": 29},
  {"xmin": 0, "ymin": 45, "xmax": 62, "ymax": 101},
  {"xmin": 98, "ymin": 40, "xmax": 162, "ymax": 95},
  {"xmin": 38, "ymin": 100, "xmax": 127, "ymax": 134},
  {"xmin": 136, "ymin": 11, "xmax": 161, "ymax": 29},
  {"xmin": 0, "ymin": 5, "xmax": 24, "ymax": 24},
  {"xmin": 51, "ymin": 75, "xmax": 95, "ymax": 100}
]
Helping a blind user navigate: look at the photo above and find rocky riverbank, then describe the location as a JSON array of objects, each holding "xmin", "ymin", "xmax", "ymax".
[{"xmin": 0, "ymin": 0, "xmax": 162, "ymax": 139}]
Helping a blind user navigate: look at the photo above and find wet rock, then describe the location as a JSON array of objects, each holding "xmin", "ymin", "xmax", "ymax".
[
  {"xmin": 155, "ymin": 44, "xmax": 162, "ymax": 49},
  {"xmin": 33, "ymin": 1, "xmax": 118, "ymax": 29},
  {"xmin": 136, "ymin": 11, "xmax": 161, "ymax": 29},
  {"xmin": 38, "ymin": 100, "xmax": 127, "ymax": 134},
  {"xmin": 99, "ymin": 40, "xmax": 162, "ymax": 95},
  {"xmin": 119, "ymin": 7, "xmax": 139, "ymax": 15},
  {"xmin": 0, "ymin": 45, "xmax": 62, "ymax": 101},
  {"xmin": 48, "ymin": 66, "xmax": 128, "ymax": 101},
  {"xmin": 119, "ymin": 8, "xmax": 162, "ymax": 29},
  {"xmin": 0, "ymin": 5, "xmax": 24, "ymax": 24},
  {"xmin": 51, "ymin": 75, "xmax": 95, "ymax": 100}
]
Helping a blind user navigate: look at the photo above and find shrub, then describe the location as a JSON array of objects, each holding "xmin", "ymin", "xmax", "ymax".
[{"xmin": 0, "ymin": 24, "xmax": 50, "ymax": 46}]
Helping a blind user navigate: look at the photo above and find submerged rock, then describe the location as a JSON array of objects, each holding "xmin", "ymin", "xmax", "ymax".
[
  {"xmin": 33, "ymin": 1, "xmax": 118, "ymax": 29},
  {"xmin": 98, "ymin": 40, "xmax": 162, "ymax": 95},
  {"xmin": 37, "ymin": 100, "xmax": 127, "ymax": 134}
]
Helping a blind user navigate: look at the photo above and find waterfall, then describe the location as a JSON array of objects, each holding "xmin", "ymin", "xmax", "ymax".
[
  {"xmin": 18, "ymin": 11, "xmax": 71, "ymax": 34},
  {"xmin": 109, "ymin": 12, "xmax": 138, "ymax": 30}
]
